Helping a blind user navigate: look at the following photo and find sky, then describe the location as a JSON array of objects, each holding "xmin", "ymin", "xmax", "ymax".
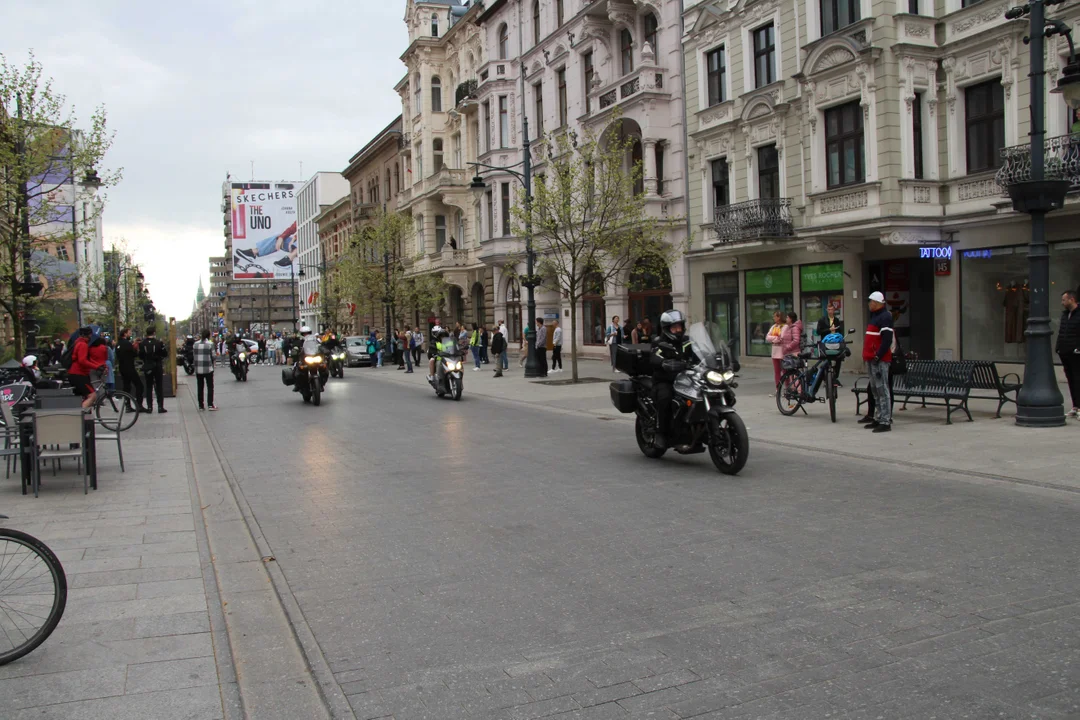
[{"xmin": 6, "ymin": 0, "xmax": 410, "ymax": 319}]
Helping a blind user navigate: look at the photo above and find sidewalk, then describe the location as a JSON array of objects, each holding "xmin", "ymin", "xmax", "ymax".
[{"xmin": 359, "ymin": 351, "xmax": 1077, "ymax": 492}]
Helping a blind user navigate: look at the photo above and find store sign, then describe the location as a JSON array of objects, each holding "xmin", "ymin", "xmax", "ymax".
[
  {"xmin": 745, "ymin": 267, "xmax": 793, "ymax": 295},
  {"xmin": 934, "ymin": 258, "xmax": 952, "ymax": 276},
  {"xmin": 962, "ymin": 249, "xmax": 993, "ymax": 259},
  {"xmin": 800, "ymin": 263, "xmax": 844, "ymax": 292},
  {"xmin": 919, "ymin": 246, "xmax": 953, "ymax": 259}
]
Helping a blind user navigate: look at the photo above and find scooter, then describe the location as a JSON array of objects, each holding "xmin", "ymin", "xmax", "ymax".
[
  {"xmin": 230, "ymin": 349, "xmax": 251, "ymax": 382},
  {"xmin": 429, "ymin": 350, "xmax": 464, "ymax": 400}
]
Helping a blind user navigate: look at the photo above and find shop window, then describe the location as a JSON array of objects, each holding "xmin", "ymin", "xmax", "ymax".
[
  {"xmin": 758, "ymin": 144, "xmax": 780, "ymax": 199},
  {"xmin": 800, "ymin": 262, "xmax": 845, "ymax": 343},
  {"xmin": 706, "ymin": 46, "xmax": 727, "ymax": 106},
  {"xmin": 745, "ymin": 267, "xmax": 793, "ymax": 357},
  {"xmin": 965, "ymin": 79, "xmax": 1005, "ymax": 174},
  {"xmin": 582, "ymin": 272, "xmax": 607, "ymax": 345},
  {"xmin": 821, "ymin": 0, "xmax": 859, "ymax": 36},
  {"xmin": 753, "ymin": 23, "xmax": 776, "ymax": 88},
  {"xmin": 825, "ymin": 100, "xmax": 865, "ymax": 188},
  {"xmin": 705, "ymin": 272, "xmax": 740, "ymax": 358},
  {"xmin": 506, "ymin": 278, "xmax": 522, "ymax": 343}
]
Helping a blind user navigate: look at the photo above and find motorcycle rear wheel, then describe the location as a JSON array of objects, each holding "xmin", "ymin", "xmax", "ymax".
[
  {"xmin": 709, "ymin": 412, "xmax": 749, "ymax": 475},
  {"xmin": 635, "ymin": 415, "xmax": 666, "ymax": 459}
]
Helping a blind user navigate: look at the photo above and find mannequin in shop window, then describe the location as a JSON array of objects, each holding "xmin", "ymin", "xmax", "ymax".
[{"xmin": 1003, "ymin": 281, "xmax": 1030, "ymax": 344}]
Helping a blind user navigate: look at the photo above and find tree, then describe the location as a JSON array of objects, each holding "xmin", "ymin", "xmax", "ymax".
[
  {"xmin": 0, "ymin": 52, "xmax": 119, "ymax": 357},
  {"xmin": 511, "ymin": 123, "xmax": 681, "ymax": 381}
]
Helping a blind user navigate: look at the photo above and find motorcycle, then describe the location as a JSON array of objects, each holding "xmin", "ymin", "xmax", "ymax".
[
  {"xmin": 229, "ymin": 348, "xmax": 251, "ymax": 382},
  {"xmin": 429, "ymin": 348, "xmax": 464, "ymax": 400},
  {"xmin": 181, "ymin": 348, "xmax": 195, "ymax": 376},
  {"xmin": 328, "ymin": 348, "xmax": 346, "ymax": 379},
  {"xmin": 282, "ymin": 338, "xmax": 329, "ymax": 405},
  {"xmin": 609, "ymin": 322, "xmax": 749, "ymax": 475}
]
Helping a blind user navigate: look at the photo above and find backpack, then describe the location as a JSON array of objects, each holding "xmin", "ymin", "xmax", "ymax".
[{"xmin": 60, "ymin": 333, "xmax": 78, "ymax": 370}]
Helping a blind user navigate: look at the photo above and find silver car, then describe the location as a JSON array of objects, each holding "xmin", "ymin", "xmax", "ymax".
[{"xmin": 344, "ymin": 336, "xmax": 372, "ymax": 367}]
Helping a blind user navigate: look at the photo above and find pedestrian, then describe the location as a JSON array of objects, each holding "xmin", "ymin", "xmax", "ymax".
[
  {"xmin": 606, "ymin": 315, "xmax": 624, "ymax": 370},
  {"xmin": 116, "ymin": 328, "xmax": 144, "ymax": 411},
  {"xmin": 393, "ymin": 328, "xmax": 406, "ymax": 369},
  {"xmin": 402, "ymin": 329, "xmax": 414, "ymax": 374},
  {"xmin": 375, "ymin": 330, "xmax": 385, "ymax": 367},
  {"xmin": 1058, "ymin": 290, "xmax": 1080, "ymax": 418},
  {"xmin": 491, "ymin": 324, "xmax": 506, "ymax": 377},
  {"xmin": 412, "ymin": 326, "xmax": 424, "ymax": 366},
  {"xmin": 105, "ymin": 337, "xmax": 116, "ymax": 391},
  {"xmin": 258, "ymin": 335, "xmax": 267, "ymax": 364},
  {"xmin": 194, "ymin": 329, "xmax": 217, "ymax": 410},
  {"xmin": 535, "ymin": 317, "xmax": 548, "ymax": 377},
  {"xmin": 469, "ymin": 323, "xmax": 482, "ymax": 370},
  {"xmin": 457, "ymin": 323, "xmax": 470, "ymax": 355},
  {"xmin": 765, "ymin": 310, "xmax": 785, "ymax": 391},
  {"xmin": 479, "ymin": 324, "xmax": 489, "ymax": 364},
  {"xmin": 631, "ymin": 321, "xmax": 644, "ymax": 344},
  {"xmin": 862, "ymin": 291, "xmax": 895, "ymax": 433},
  {"xmin": 497, "ymin": 320, "xmax": 509, "ymax": 369},
  {"xmin": 779, "ymin": 311, "xmax": 802, "ymax": 359},
  {"xmin": 551, "ymin": 318, "xmax": 563, "ymax": 372},
  {"xmin": 622, "ymin": 318, "xmax": 634, "ymax": 344},
  {"xmin": 520, "ymin": 321, "xmax": 530, "ymax": 368},
  {"xmin": 139, "ymin": 324, "xmax": 168, "ymax": 413},
  {"xmin": 817, "ymin": 303, "xmax": 843, "ymax": 342},
  {"xmin": 50, "ymin": 339, "xmax": 64, "ymax": 366},
  {"xmin": 68, "ymin": 326, "xmax": 107, "ymax": 410}
]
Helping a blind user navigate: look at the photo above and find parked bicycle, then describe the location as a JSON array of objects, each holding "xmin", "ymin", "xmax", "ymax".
[
  {"xmin": 776, "ymin": 329, "xmax": 855, "ymax": 422},
  {"xmin": 90, "ymin": 378, "xmax": 140, "ymax": 432},
  {"xmin": 0, "ymin": 515, "xmax": 67, "ymax": 664}
]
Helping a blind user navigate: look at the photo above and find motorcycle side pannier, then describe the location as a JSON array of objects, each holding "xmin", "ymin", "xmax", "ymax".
[
  {"xmin": 281, "ymin": 367, "xmax": 296, "ymax": 386},
  {"xmin": 614, "ymin": 344, "xmax": 652, "ymax": 376},
  {"xmin": 609, "ymin": 379, "xmax": 637, "ymax": 413}
]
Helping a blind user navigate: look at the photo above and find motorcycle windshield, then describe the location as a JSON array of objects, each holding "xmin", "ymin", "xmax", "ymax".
[
  {"xmin": 687, "ymin": 322, "xmax": 734, "ymax": 371},
  {"xmin": 302, "ymin": 338, "xmax": 322, "ymax": 357}
]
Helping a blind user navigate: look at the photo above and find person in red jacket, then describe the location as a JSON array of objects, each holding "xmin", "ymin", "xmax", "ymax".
[
  {"xmin": 862, "ymin": 292, "xmax": 895, "ymax": 433},
  {"xmin": 69, "ymin": 326, "xmax": 108, "ymax": 409}
]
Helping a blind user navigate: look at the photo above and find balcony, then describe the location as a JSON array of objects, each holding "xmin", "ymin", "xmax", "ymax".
[
  {"xmin": 713, "ymin": 199, "xmax": 794, "ymax": 245},
  {"xmin": 455, "ymin": 79, "xmax": 478, "ymax": 107},
  {"xmin": 589, "ymin": 66, "xmax": 669, "ymax": 120},
  {"xmin": 995, "ymin": 133, "xmax": 1080, "ymax": 194},
  {"xmin": 352, "ymin": 203, "xmax": 378, "ymax": 221}
]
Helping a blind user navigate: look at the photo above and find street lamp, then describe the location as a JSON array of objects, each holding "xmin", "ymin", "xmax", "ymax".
[{"xmin": 998, "ymin": 0, "xmax": 1077, "ymax": 426}]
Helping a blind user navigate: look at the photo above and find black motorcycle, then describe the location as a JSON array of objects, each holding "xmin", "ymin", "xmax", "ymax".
[
  {"xmin": 229, "ymin": 346, "xmax": 251, "ymax": 382},
  {"xmin": 429, "ymin": 346, "xmax": 463, "ymax": 400},
  {"xmin": 282, "ymin": 338, "xmax": 329, "ymax": 405},
  {"xmin": 609, "ymin": 322, "xmax": 749, "ymax": 475},
  {"xmin": 328, "ymin": 347, "xmax": 346, "ymax": 379},
  {"xmin": 181, "ymin": 348, "xmax": 195, "ymax": 376}
]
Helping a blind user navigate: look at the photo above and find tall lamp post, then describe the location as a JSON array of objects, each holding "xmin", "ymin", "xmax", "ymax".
[{"xmin": 998, "ymin": 0, "xmax": 1080, "ymax": 426}]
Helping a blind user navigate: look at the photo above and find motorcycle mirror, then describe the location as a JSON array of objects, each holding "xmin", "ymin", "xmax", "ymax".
[{"xmin": 848, "ymin": 328, "xmax": 857, "ymax": 335}]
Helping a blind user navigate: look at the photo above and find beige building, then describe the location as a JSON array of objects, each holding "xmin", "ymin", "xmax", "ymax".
[{"xmin": 683, "ymin": 0, "xmax": 1080, "ymax": 371}]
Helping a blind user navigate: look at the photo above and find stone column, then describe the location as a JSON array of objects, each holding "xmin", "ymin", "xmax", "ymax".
[{"xmin": 643, "ymin": 139, "xmax": 658, "ymax": 196}]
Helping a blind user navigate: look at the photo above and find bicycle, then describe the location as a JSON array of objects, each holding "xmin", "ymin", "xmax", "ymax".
[
  {"xmin": 776, "ymin": 330, "xmax": 853, "ymax": 423},
  {"xmin": 0, "ymin": 515, "xmax": 67, "ymax": 665},
  {"xmin": 89, "ymin": 379, "xmax": 140, "ymax": 432}
]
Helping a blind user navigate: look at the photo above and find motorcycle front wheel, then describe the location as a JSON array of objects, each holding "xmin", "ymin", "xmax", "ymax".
[
  {"xmin": 450, "ymin": 375, "xmax": 462, "ymax": 401},
  {"xmin": 241, "ymin": 366, "xmax": 248, "ymax": 382},
  {"xmin": 634, "ymin": 415, "xmax": 666, "ymax": 459},
  {"xmin": 311, "ymin": 380, "xmax": 321, "ymax": 406},
  {"xmin": 709, "ymin": 412, "xmax": 749, "ymax": 475}
]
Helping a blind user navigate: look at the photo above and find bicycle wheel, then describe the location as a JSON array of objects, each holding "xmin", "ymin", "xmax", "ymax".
[
  {"xmin": 776, "ymin": 370, "xmax": 805, "ymax": 416},
  {"xmin": 96, "ymin": 391, "xmax": 139, "ymax": 432},
  {"xmin": 0, "ymin": 528, "xmax": 67, "ymax": 665},
  {"xmin": 827, "ymin": 365, "xmax": 837, "ymax": 423}
]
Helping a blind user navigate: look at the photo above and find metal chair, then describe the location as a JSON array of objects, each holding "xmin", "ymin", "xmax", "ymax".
[
  {"xmin": 0, "ymin": 398, "xmax": 21, "ymax": 480},
  {"xmin": 32, "ymin": 411, "xmax": 88, "ymax": 497},
  {"xmin": 93, "ymin": 422, "xmax": 124, "ymax": 473}
]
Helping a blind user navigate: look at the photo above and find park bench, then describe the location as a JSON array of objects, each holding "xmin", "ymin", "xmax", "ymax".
[
  {"xmin": 967, "ymin": 361, "xmax": 1022, "ymax": 418},
  {"xmin": 852, "ymin": 360, "xmax": 976, "ymax": 424}
]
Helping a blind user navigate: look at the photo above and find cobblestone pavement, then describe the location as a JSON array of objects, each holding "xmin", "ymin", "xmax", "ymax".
[{"xmin": 203, "ymin": 366, "xmax": 1080, "ymax": 719}]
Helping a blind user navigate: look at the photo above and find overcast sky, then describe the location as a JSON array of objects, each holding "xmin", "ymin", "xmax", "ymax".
[{"xmin": 7, "ymin": 0, "xmax": 409, "ymax": 319}]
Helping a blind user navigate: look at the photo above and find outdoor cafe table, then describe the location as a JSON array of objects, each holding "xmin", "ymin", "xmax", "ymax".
[{"xmin": 17, "ymin": 408, "xmax": 98, "ymax": 495}]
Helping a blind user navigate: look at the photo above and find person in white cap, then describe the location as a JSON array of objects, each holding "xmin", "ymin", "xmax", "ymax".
[
  {"xmin": 862, "ymin": 291, "xmax": 895, "ymax": 432},
  {"xmin": 20, "ymin": 355, "xmax": 41, "ymax": 384}
]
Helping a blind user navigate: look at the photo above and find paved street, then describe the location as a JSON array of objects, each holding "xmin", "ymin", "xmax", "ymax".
[{"xmin": 194, "ymin": 364, "xmax": 1080, "ymax": 719}]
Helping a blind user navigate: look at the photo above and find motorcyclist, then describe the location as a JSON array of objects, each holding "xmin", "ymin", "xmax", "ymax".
[
  {"xmin": 228, "ymin": 332, "xmax": 247, "ymax": 370},
  {"xmin": 650, "ymin": 310, "xmax": 700, "ymax": 449},
  {"xmin": 427, "ymin": 329, "xmax": 456, "ymax": 381}
]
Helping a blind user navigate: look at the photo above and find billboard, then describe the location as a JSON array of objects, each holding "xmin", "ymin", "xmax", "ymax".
[{"xmin": 230, "ymin": 182, "xmax": 298, "ymax": 279}]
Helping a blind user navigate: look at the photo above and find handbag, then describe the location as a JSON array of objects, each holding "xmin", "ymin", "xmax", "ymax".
[{"xmin": 890, "ymin": 341, "xmax": 908, "ymax": 376}]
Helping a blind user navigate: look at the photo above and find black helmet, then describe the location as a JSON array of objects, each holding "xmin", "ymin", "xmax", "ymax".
[{"xmin": 660, "ymin": 310, "xmax": 686, "ymax": 344}]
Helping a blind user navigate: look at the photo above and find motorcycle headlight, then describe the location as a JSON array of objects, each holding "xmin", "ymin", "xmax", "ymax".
[
  {"xmin": 706, "ymin": 370, "xmax": 735, "ymax": 385},
  {"xmin": 238, "ymin": 353, "xmax": 246, "ymax": 361},
  {"xmin": 445, "ymin": 360, "xmax": 461, "ymax": 371},
  {"xmin": 305, "ymin": 355, "xmax": 323, "ymax": 365}
]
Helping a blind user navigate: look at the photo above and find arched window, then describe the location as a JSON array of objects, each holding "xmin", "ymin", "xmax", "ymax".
[
  {"xmin": 431, "ymin": 75, "xmax": 442, "ymax": 113},
  {"xmin": 620, "ymin": 29, "xmax": 634, "ymax": 75},
  {"xmin": 644, "ymin": 12, "xmax": 659, "ymax": 57},
  {"xmin": 433, "ymin": 138, "xmax": 444, "ymax": 173},
  {"xmin": 533, "ymin": 1, "xmax": 541, "ymax": 45},
  {"xmin": 413, "ymin": 74, "xmax": 422, "ymax": 114},
  {"xmin": 498, "ymin": 24, "xmax": 509, "ymax": 59},
  {"xmin": 431, "ymin": 13, "xmax": 439, "ymax": 37}
]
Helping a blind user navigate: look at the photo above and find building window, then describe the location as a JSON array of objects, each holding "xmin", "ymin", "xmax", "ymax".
[
  {"xmin": 825, "ymin": 100, "xmax": 865, "ymax": 188},
  {"xmin": 482, "ymin": 101, "xmax": 491, "ymax": 153},
  {"xmin": 499, "ymin": 96, "xmax": 509, "ymax": 148},
  {"xmin": 583, "ymin": 52, "xmax": 595, "ymax": 112},
  {"xmin": 556, "ymin": 0, "xmax": 564, "ymax": 27},
  {"xmin": 534, "ymin": 81, "xmax": 544, "ymax": 136},
  {"xmin": 431, "ymin": 76, "xmax": 442, "ymax": 113},
  {"xmin": 706, "ymin": 46, "xmax": 726, "ymax": 106},
  {"xmin": 433, "ymin": 138, "xmax": 444, "ymax": 173},
  {"xmin": 385, "ymin": 169, "xmax": 391, "ymax": 199},
  {"xmin": 501, "ymin": 182, "xmax": 511, "ymax": 236},
  {"xmin": 961, "ymin": 0, "xmax": 983, "ymax": 6},
  {"xmin": 452, "ymin": 133, "xmax": 462, "ymax": 168},
  {"xmin": 555, "ymin": 70, "xmax": 568, "ymax": 126},
  {"xmin": 621, "ymin": 29, "xmax": 634, "ymax": 75},
  {"xmin": 431, "ymin": 13, "xmax": 438, "ymax": 37},
  {"xmin": 498, "ymin": 24, "xmax": 509, "ymax": 59},
  {"xmin": 712, "ymin": 158, "xmax": 730, "ymax": 208},
  {"xmin": 413, "ymin": 74, "xmax": 422, "ymax": 114},
  {"xmin": 909, "ymin": 0, "xmax": 919, "ymax": 12},
  {"xmin": 757, "ymin": 144, "xmax": 780, "ymax": 199},
  {"xmin": 436, "ymin": 215, "xmax": 446, "ymax": 251},
  {"xmin": 533, "ymin": 1, "xmax": 541, "ymax": 45},
  {"xmin": 394, "ymin": 164, "xmax": 400, "ymax": 192},
  {"xmin": 965, "ymin": 79, "xmax": 1005, "ymax": 174},
  {"xmin": 485, "ymin": 189, "xmax": 493, "ymax": 240},
  {"xmin": 415, "ymin": 143, "xmax": 423, "ymax": 179},
  {"xmin": 644, "ymin": 12, "xmax": 659, "ymax": 57},
  {"xmin": 753, "ymin": 23, "xmax": 776, "ymax": 88},
  {"xmin": 912, "ymin": 92, "xmax": 924, "ymax": 180},
  {"xmin": 416, "ymin": 214, "xmax": 424, "ymax": 254},
  {"xmin": 821, "ymin": 0, "xmax": 859, "ymax": 36}
]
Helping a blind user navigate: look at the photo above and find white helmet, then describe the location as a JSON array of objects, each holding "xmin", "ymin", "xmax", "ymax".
[
  {"xmin": 21, "ymin": 355, "xmax": 37, "ymax": 368},
  {"xmin": 300, "ymin": 325, "xmax": 312, "ymax": 336}
]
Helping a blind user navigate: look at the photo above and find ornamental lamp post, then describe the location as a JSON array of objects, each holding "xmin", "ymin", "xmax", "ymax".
[{"xmin": 998, "ymin": 0, "xmax": 1080, "ymax": 426}]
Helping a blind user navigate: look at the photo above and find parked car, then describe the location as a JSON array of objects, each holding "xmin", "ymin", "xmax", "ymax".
[{"xmin": 344, "ymin": 336, "xmax": 372, "ymax": 367}]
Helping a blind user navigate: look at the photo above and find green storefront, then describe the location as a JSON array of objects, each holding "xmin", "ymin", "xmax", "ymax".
[{"xmin": 800, "ymin": 262, "xmax": 845, "ymax": 342}]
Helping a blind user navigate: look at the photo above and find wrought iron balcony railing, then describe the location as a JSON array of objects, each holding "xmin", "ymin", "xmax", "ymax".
[
  {"xmin": 713, "ymin": 198, "xmax": 794, "ymax": 244},
  {"xmin": 995, "ymin": 132, "xmax": 1080, "ymax": 191}
]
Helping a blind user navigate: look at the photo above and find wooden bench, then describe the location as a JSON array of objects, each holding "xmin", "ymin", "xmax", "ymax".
[{"xmin": 852, "ymin": 360, "xmax": 976, "ymax": 424}]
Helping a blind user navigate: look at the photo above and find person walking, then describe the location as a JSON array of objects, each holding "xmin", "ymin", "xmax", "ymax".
[
  {"xmin": 535, "ymin": 317, "xmax": 548, "ymax": 377},
  {"xmin": 606, "ymin": 315, "xmax": 624, "ymax": 370},
  {"xmin": 116, "ymin": 328, "xmax": 144, "ymax": 411},
  {"xmin": 497, "ymin": 320, "xmax": 509, "ymax": 370},
  {"xmin": 490, "ymin": 325, "xmax": 506, "ymax": 377},
  {"xmin": 69, "ymin": 326, "xmax": 107, "ymax": 410},
  {"xmin": 139, "ymin": 325, "xmax": 168, "ymax": 414},
  {"xmin": 194, "ymin": 329, "xmax": 217, "ymax": 410},
  {"xmin": 862, "ymin": 291, "xmax": 895, "ymax": 433},
  {"xmin": 765, "ymin": 311, "xmax": 785, "ymax": 391},
  {"xmin": 779, "ymin": 311, "xmax": 803, "ymax": 359},
  {"xmin": 1058, "ymin": 290, "xmax": 1080, "ymax": 418},
  {"xmin": 412, "ymin": 327, "xmax": 424, "ymax": 366},
  {"xmin": 551, "ymin": 319, "xmax": 563, "ymax": 372},
  {"xmin": 469, "ymin": 323, "xmax": 482, "ymax": 371},
  {"xmin": 105, "ymin": 338, "xmax": 116, "ymax": 391},
  {"xmin": 520, "ymin": 321, "xmax": 530, "ymax": 368},
  {"xmin": 401, "ymin": 329, "xmax": 414, "ymax": 373},
  {"xmin": 479, "ymin": 324, "xmax": 490, "ymax": 364}
]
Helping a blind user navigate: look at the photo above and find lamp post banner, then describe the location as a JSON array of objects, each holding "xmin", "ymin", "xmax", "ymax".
[{"xmin": 231, "ymin": 182, "xmax": 299, "ymax": 280}]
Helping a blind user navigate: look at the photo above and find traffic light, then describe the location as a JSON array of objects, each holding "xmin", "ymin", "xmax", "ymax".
[{"xmin": 143, "ymin": 302, "xmax": 155, "ymax": 323}]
